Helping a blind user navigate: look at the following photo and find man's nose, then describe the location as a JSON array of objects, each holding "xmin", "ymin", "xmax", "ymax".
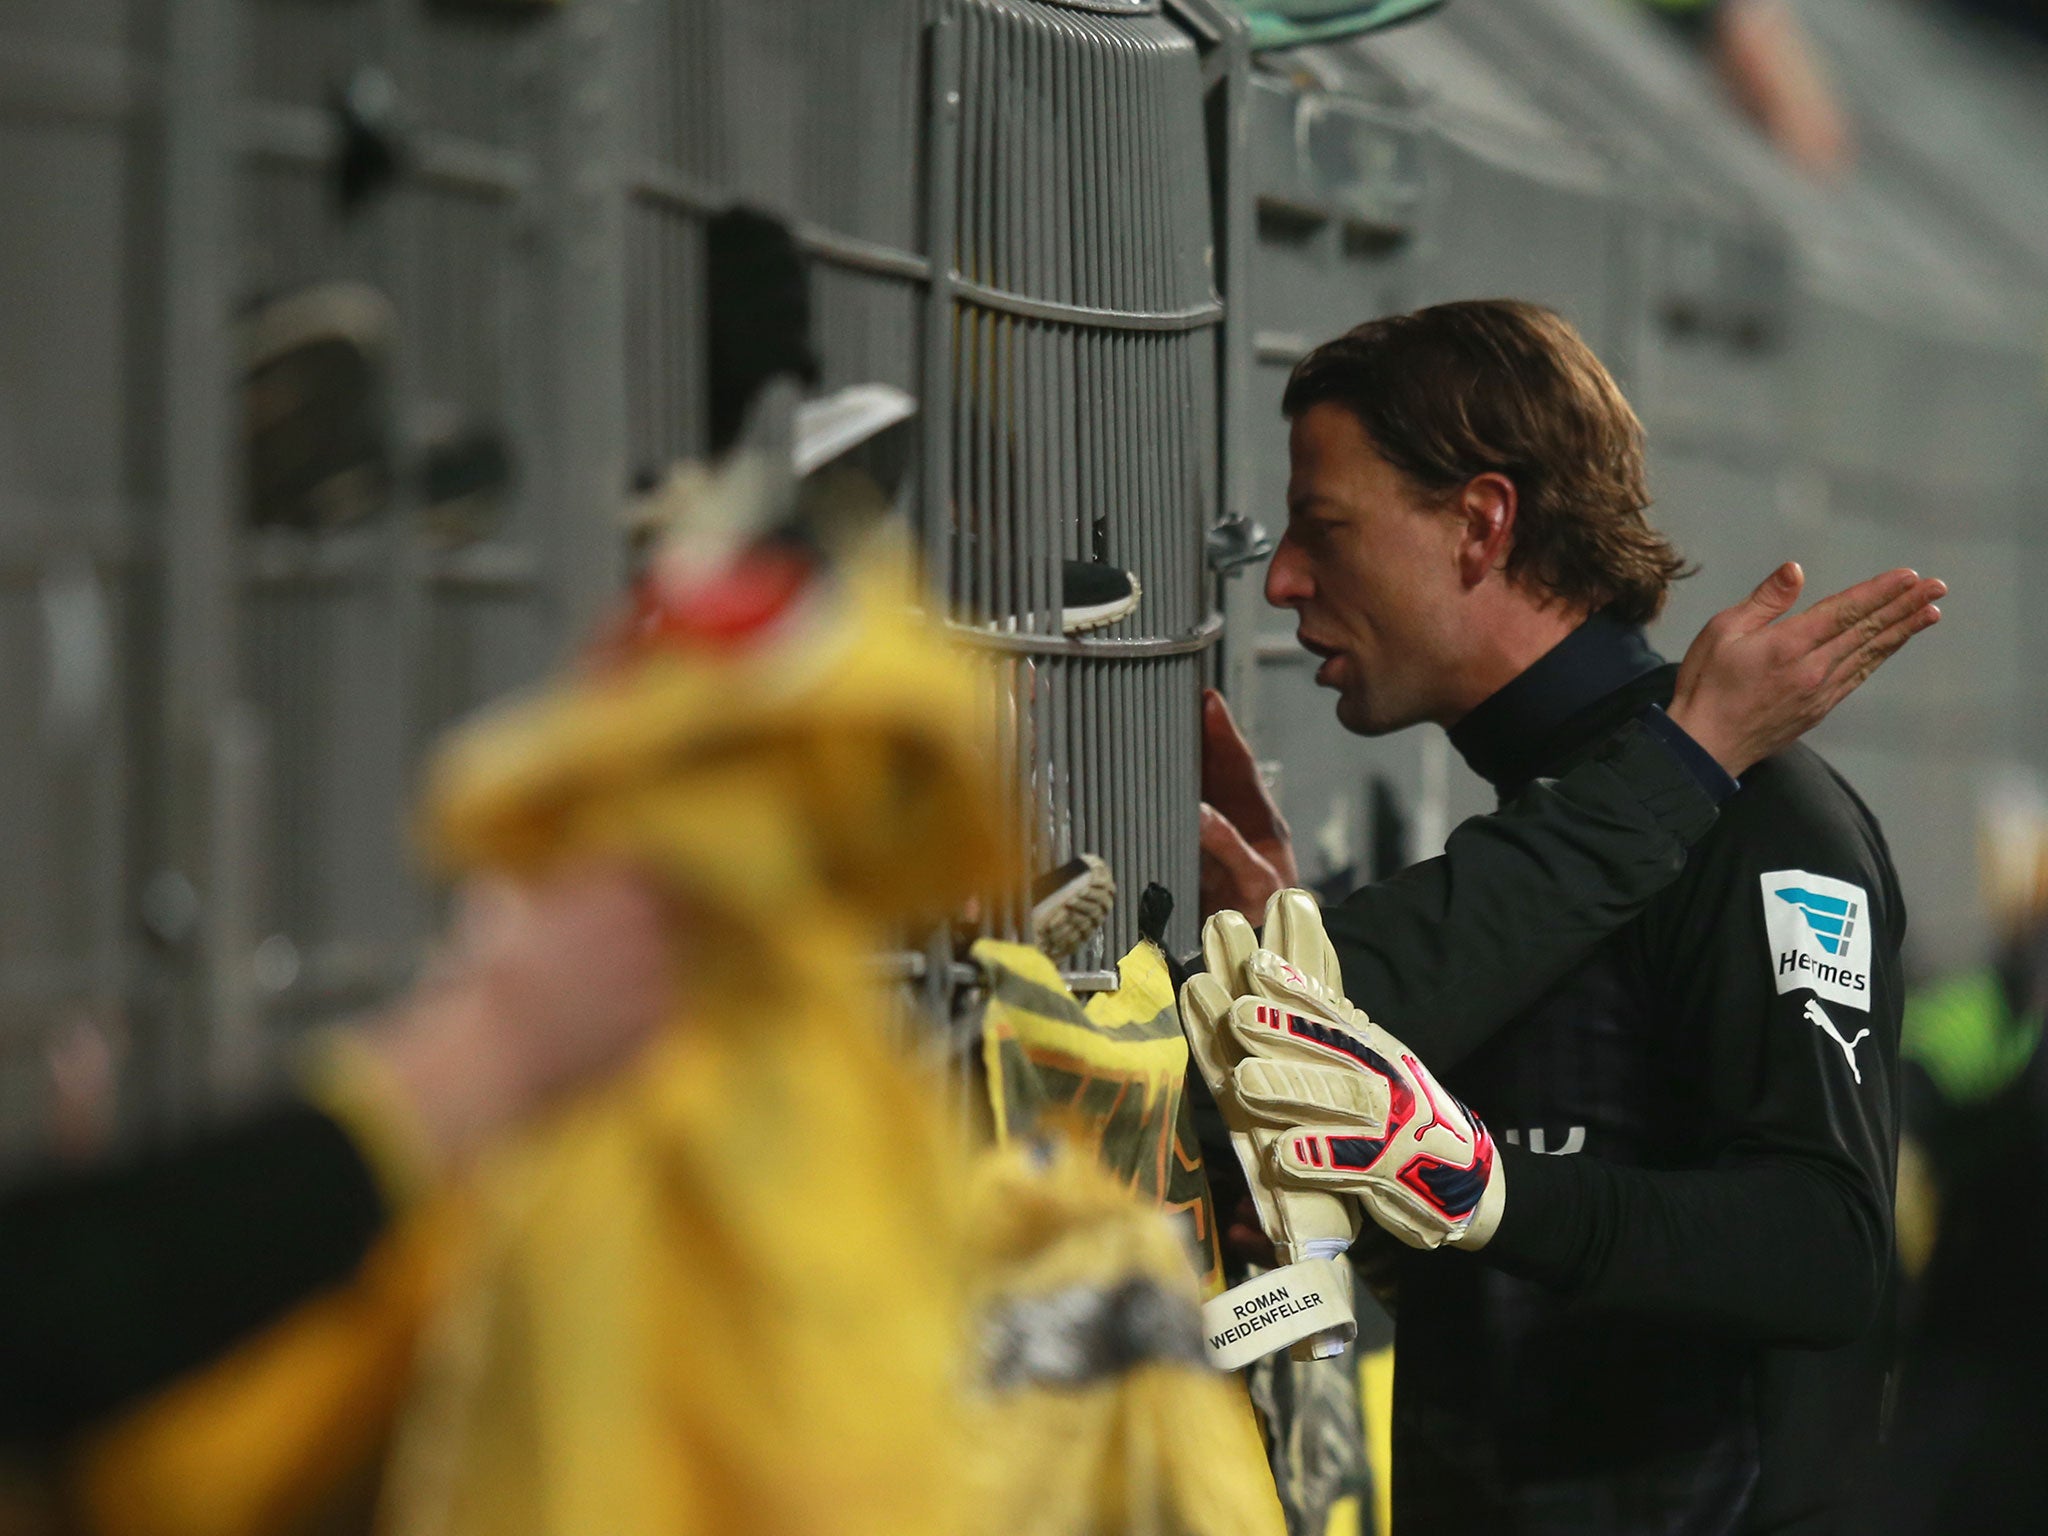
[{"xmin": 1264, "ymin": 532, "xmax": 1312, "ymax": 609}]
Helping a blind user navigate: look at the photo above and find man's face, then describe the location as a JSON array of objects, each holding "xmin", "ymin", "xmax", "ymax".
[{"xmin": 1268, "ymin": 402, "xmax": 1469, "ymax": 736}]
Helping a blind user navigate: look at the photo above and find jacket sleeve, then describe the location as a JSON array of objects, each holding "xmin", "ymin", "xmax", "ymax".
[
  {"xmin": 0, "ymin": 1099, "xmax": 388, "ymax": 1445},
  {"xmin": 1479, "ymin": 756, "xmax": 1902, "ymax": 1347},
  {"xmin": 1323, "ymin": 712, "xmax": 1725, "ymax": 1070}
]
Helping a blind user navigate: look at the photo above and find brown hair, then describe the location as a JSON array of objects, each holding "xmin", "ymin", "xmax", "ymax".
[{"xmin": 1281, "ymin": 299, "xmax": 1688, "ymax": 625}]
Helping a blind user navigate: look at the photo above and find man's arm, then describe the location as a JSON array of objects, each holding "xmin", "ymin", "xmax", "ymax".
[
  {"xmin": 1477, "ymin": 760, "xmax": 1901, "ymax": 1347},
  {"xmin": 0, "ymin": 865, "xmax": 671, "ymax": 1445},
  {"xmin": 1318, "ymin": 713, "xmax": 1723, "ymax": 1067}
]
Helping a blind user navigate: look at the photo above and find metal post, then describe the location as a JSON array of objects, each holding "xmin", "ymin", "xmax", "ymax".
[
  {"xmin": 155, "ymin": 0, "xmax": 249, "ymax": 1124},
  {"xmin": 547, "ymin": 0, "xmax": 632, "ymax": 643}
]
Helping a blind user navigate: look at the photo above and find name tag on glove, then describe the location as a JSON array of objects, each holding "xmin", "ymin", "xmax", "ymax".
[{"xmin": 1199, "ymin": 1257, "xmax": 1356, "ymax": 1371}]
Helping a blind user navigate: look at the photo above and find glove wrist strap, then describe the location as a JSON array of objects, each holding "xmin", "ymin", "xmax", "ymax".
[{"xmin": 1199, "ymin": 1257, "xmax": 1356, "ymax": 1371}]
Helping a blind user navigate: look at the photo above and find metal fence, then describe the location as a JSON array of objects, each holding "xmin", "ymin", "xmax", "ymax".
[
  {"xmin": 926, "ymin": 0, "xmax": 1217, "ymax": 971},
  {"xmin": 0, "ymin": 0, "xmax": 1231, "ymax": 1160}
]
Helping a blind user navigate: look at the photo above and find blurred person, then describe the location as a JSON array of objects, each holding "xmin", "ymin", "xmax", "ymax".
[
  {"xmin": 0, "ymin": 863, "xmax": 672, "ymax": 1448},
  {"xmin": 1644, "ymin": 0, "xmax": 1855, "ymax": 177},
  {"xmin": 49, "ymin": 465, "xmax": 1017, "ymax": 1536},
  {"xmin": 1858, "ymin": 775, "xmax": 2048, "ymax": 1535},
  {"xmin": 1199, "ymin": 300, "xmax": 1940, "ymax": 1535}
]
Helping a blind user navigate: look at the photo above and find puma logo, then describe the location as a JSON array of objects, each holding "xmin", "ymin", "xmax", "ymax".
[{"xmin": 1805, "ymin": 999, "xmax": 1870, "ymax": 1084}]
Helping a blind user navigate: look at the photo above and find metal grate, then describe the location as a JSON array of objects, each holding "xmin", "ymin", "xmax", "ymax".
[{"xmin": 925, "ymin": 0, "xmax": 1219, "ymax": 962}]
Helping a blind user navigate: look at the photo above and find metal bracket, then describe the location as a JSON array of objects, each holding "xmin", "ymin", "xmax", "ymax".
[{"xmin": 1206, "ymin": 511, "xmax": 1273, "ymax": 574}]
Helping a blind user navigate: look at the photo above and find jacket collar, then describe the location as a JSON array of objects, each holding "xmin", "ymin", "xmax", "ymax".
[{"xmin": 1446, "ymin": 610, "xmax": 1669, "ymax": 794}]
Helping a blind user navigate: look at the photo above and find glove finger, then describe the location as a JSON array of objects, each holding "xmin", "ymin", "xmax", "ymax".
[
  {"xmin": 1262, "ymin": 888, "xmax": 1344, "ymax": 997},
  {"xmin": 1201, "ymin": 908, "xmax": 1259, "ymax": 996},
  {"xmin": 1268, "ymin": 1180, "xmax": 1361, "ymax": 1257},
  {"xmin": 1234, "ymin": 1058, "xmax": 1389, "ymax": 1129},
  {"xmin": 1244, "ymin": 947, "xmax": 1350, "ymax": 1022},
  {"xmin": 1267, "ymin": 1122, "xmax": 1391, "ymax": 1189},
  {"xmin": 1179, "ymin": 972, "xmax": 1242, "ymax": 1092},
  {"xmin": 1227, "ymin": 994, "xmax": 1390, "ymax": 1077},
  {"xmin": 1269, "ymin": 1125, "xmax": 1458, "ymax": 1251}
]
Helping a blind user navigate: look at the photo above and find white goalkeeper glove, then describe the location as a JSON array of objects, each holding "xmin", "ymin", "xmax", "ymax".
[
  {"xmin": 1188, "ymin": 891, "xmax": 1505, "ymax": 1256},
  {"xmin": 1181, "ymin": 895, "xmax": 1360, "ymax": 1369}
]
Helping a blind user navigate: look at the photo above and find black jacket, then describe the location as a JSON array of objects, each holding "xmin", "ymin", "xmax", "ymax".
[{"xmin": 1351, "ymin": 615, "xmax": 1903, "ymax": 1536}]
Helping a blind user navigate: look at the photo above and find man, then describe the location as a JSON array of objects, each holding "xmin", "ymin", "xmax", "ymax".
[{"xmin": 1203, "ymin": 300, "xmax": 1933, "ymax": 1534}]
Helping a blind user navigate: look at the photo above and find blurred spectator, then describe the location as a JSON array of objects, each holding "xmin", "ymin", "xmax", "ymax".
[
  {"xmin": 1865, "ymin": 776, "xmax": 2048, "ymax": 1534},
  {"xmin": 0, "ymin": 864, "xmax": 672, "ymax": 1447},
  {"xmin": 1644, "ymin": 0, "xmax": 1855, "ymax": 176}
]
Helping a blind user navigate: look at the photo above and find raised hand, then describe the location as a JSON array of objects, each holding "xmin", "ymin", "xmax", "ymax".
[{"xmin": 1665, "ymin": 563, "xmax": 1943, "ymax": 779}]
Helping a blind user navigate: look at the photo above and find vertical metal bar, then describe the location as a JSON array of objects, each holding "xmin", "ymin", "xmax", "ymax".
[
  {"xmin": 1028, "ymin": 327, "xmax": 1050, "ymax": 642},
  {"xmin": 1131, "ymin": 657, "xmax": 1151, "ymax": 935},
  {"xmin": 997, "ymin": 655, "xmax": 1017, "ymax": 937},
  {"xmin": 1047, "ymin": 4, "xmax": 1076, "ymax": 310},
  {"xmin": 1097, "ymin": 16, "xmax": 1126, "ymax": 314},
  {"xmin": 1080, "ymin": 658, "xmax": 1101, "ymax": 969},
  {"xmin": 683, "ymin": 211, "xmax": 707, "ymax": 459},
  {"xmin": 1188, "ymin": 331, "xmax": 1206, "ymax": 634},
  {"xmin": 1170, "ymin": 656, "xmax": 1184, "ymax": 953},
  {"xmin": 992, "ymin": 13, "xmax": 1014, "ymax": 629},
  {"xmin": 970, "ymin": 12, "xmax": 995, "ymax": 626},
  {"xmin": 1142, "ymin": 657, "xmax": 1159, "ymax": 945},
  {"xmin": 1003, "ymin": 15, "xmax": 1029, "ymax": 633},
  {"xmin": 1029, "ymin": 18, "xmax": 1053, "ymax": 637},
  {"xmin": 665, "ymin": 207, "xmax": 685, "ymax": 467},
  {"xmin": 1153, "ymin": 329, "xmax": 1173, "ymax": 639},
  {"xmin": 1155, "ymin": 659, "xmax": 1172, "ymax": 924},
  {"xmin": 920, "ymin": 8, "xmax": 963, "ymax": 607},
  {"xmin": 1120, "ymin": 323, "xmax": 1144, "ymax": 643},
  {"xmin": 993, "ymin": 6, "xmax": 1015, "ymax": 304},
  {"xmin": 1098, "ymin": 657, "xmax": 1118, "ymax": 961},
  {"xmin": 1081, "ymin": 655, "xmax": 1097, "ymax": 884},
  {"xmin": 1131, "ymin": 326, "xmax": 1153, "ymax": 642},
  {"xmin": 1180, "ymin": 656, "xmax": 1197, "ymax": 947},
  {"xmin": 1079, "ymin": 7, "xmax": 1104, "ymax": 312},
  {"xmin": 1073, "ymin": 656, "xmax": 1094, "ymax": 960},
  {"xmin": 950, "ymin": 6, "xmax": 977, "ymax": 617},
  {"xmin": 1002, "ymin": 335, "xmax": 1019, "ymax": 653},
  {"xmin": 546, "ymin": 0, "xmax": 634, "ymax": 633},
  {"xmin": 971, "ymin": 309, "xmax": 990, "ymax": 625},
  {"xmin": 1125, "ymin": 18, "xmax": 1152, "ymax": 315},
  {"xmin": 1213, "ymin": 17, "xmax": 1255, "ymax": 702},
  {"xmin": 1026, "ymin": 14, "xmax": 1054, "ymax": 638},
  {"xmin": 1118, "ymin": 659, "xmax": 1138, "ymax": 958},
  {"xmin": 1136, "ymin": 20, "xmax": 1164, "ymax": 317},
  {"xmin": 1166, "ymin": 333, "xmax": 1185, "ymax": 650},
  {"xmin": 1047, "ymin": 9, "xmax": 1081, "ymax": 654},
  {"xmin": 1155, "ymin": 330, "xmax": 1176, "ymax": 641},
  {"xmin": 1129, "ymin": 26, "xmax": 1157, "ymax": 632},
  {"xmin": 154, "ymin": 0, "xmax": 247, "ymax": 1126},
  {"xmin": 377, "ymin": 0, "xmax": 438, "ymax": 962},
  {"xmin": 1092, "ymin": 13, "xmax": 1120, "ymax": 312}
]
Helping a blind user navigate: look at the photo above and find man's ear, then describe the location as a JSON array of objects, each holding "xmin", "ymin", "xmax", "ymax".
[{"xmin": 1453, "ymin": 472, "xmax": 1518, "ymax": 589}]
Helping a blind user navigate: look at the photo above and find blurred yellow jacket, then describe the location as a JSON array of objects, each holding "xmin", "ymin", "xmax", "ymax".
[{"xmin": 77, "ymin": 548, "xmax": 1008, "ymax": 1536}]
